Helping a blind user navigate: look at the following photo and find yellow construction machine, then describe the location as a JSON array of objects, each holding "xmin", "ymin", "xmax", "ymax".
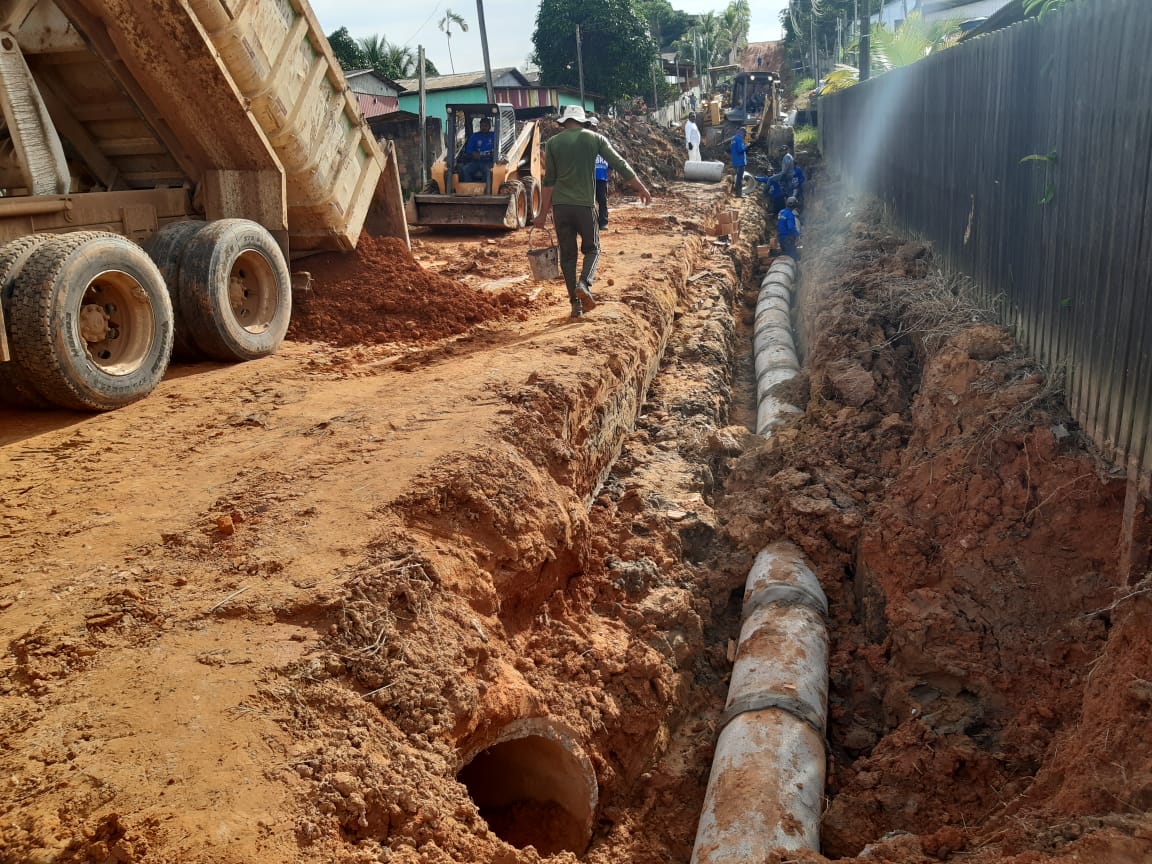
[
  {"xmin": 414, "ymin": 103, "xmax": 542, "ymax": 229},
  {"xmin": 725, "ymin": 71, "xmax": 793, "ymax": 152}
]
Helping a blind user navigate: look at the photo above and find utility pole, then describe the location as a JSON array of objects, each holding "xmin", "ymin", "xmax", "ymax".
[
  {"xmin": 810, "ymin": 13, "xmax": 816, "ymax": 82},
  {"xmin": 576, "ymin": 24, "xmax": 585, "ymax": 108},
  {"xmin": 418, "ymin": 45, "xmax": 427, "ymax": 185},
  {"xmin": 475, "ymin": 0, "xmax": 494, "ymax": 101},
  {"xmin": 859, "ymin": 0, "xmax": 870, "ymax": 81}
]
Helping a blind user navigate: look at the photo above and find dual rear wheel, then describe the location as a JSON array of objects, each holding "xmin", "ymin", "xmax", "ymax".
[{"xmin": 0, "ymin": 219, "xmax": 291, "ymax": 411}]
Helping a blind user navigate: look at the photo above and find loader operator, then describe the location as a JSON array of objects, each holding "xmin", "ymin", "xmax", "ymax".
[
  {"xmin": 539, "ymin": 105, "xmax": 652, "ymax": 318},
  {"xmin": 459, "ymin": 117, "xmax": 495, "ymax": 183}
]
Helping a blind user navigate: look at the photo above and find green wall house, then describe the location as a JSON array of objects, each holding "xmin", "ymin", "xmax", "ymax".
[{"xmin": 396, "ymin": 67, "xmax": 596, "ymax": 121}]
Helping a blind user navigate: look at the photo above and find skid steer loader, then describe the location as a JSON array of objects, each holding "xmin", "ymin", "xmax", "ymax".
[{"xmin": 413, "ymin": 103, "xmax": 542, "ymax": 230}]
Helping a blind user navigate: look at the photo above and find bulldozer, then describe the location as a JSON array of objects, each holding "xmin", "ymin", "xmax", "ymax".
[{"xmin": 413, "ymin": 103, "xmax": 542, "ymax": 229}]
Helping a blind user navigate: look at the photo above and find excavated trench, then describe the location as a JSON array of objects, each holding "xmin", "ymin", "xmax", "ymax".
[
  {"xmin": 452, "ymin": 177, "xmax": 1144, "ymax": 863},
  {"xmin": 255, "ymin": 171, "xmax": 1152, "ymax": 863}
]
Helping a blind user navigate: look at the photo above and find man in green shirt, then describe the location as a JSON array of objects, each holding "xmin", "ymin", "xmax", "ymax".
[{"xmin": 539, "ymin": 105, "xmax": 652, "ymax": 317}]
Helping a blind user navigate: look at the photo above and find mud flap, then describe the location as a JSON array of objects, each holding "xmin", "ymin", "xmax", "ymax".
[{"xmin": 363, "ymin": 139, "xmax": 411, "ymax": 249}]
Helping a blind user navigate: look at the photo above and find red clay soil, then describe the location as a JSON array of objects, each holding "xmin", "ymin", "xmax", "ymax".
[
  {"xmin": 288, "ymin": 235, "xmax": 535, "ymax": 347},
  {"xmin": 719, "ymin": 183, "xmax": 1152, "ymax": 863}
]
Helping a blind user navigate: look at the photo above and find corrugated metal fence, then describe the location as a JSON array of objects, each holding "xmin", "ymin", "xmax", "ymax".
[{"xmin": 820, "ymin": 0, "xmax": 1152, "ymax": 488}]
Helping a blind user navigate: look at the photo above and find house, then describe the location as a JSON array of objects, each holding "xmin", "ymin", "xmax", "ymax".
[
  {"xmin": 344, "ymin": 69, "xmax": 402, "ymax": 118},
  {"xmin": 395, "ymin": 67, "xmax": 595, "ymax": 121},
  {"xmin": 873, "ymin": 0, "xmax": 1013, "ymax": 28}
]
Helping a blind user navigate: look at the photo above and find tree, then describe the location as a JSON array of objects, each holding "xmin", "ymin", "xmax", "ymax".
[
  {"xmin": 327, "ymin": 27, "xmax": 366, "ymax": 71},
  {"xmin": 719, "ymin": 0, "xmax": 751, "ymax": 64},
  {"xmin": 635, "ymin": 0, "xmax": 693, "ymax": 49},
  {"xmin": 531, "ymin": 0, "xmax": 658, "ymax": 102},
  {"xmin": 438, "ymin": 9, "xmax": 469, "ymax": 74},
  {"xmin": 353, "ymin": 33, "xmax": 439, "ymax": 80},
  {"xmin": 816, "ymin": 11, "xmax": 963, "ymax": 94}
]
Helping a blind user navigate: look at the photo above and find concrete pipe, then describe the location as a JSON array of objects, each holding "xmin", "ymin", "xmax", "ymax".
[
  {"xmin": 457, "ymin": 718, "xmax": 598, "ymax": 856},
  {"xmin": 756, "ymin": 396, "xmax": 803, "ymax": 435},
  {"xmin": 752, "ymin": 256, "xmax": 802, "ymax": 436},
  {"xmin": 756, "ymin": 366, "xmax": 799, "ymax": 399},
  {"xmin": 691, "ymin": 544, "xmax": 829, "ymax": 863},
  {"xmin": 758, "ymin": 282, "xmax": 792, "ymax": 304},
  {"xmin": 684, "ymin": 160, "xmax": 725, "ymax": 182},
  {"xmin": 754, "ymin": 343, "xmax": 799, "ymax": 377}
]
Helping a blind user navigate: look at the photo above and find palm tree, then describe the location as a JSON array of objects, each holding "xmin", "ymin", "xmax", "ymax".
[
  {"xmin": 438, "ymin": 9, "xmax": 469, "ymax": 74},
  {"xmin": 357, "ymin": 33, "xmax": 389, "ymax": 73},
  {"xmin": 356, "ymin": 34, "xmax": 439, "ymax": 80},
  {"xmin": 719, "ymin": 0, "xmax": 751, "ymax": 64}
]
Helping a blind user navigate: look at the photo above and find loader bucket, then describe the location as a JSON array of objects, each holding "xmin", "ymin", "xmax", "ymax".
[{"xmin": 412, "ymin": 194, "xmax": 520, "ymax": 229}]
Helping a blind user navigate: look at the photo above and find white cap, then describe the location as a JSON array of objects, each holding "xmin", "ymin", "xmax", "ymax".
[
  {"xmin": 558, "ymin": 105, "xmax": 587, "ymax": 123},
  {"xmin": 586, "ymin": 116, "xmax": 599, "ymax": 127}
]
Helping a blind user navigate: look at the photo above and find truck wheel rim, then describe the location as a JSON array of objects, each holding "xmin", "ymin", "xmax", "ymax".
[
  {"xmin": 228, "ymin": 250, "xmax": 278, "ymax": 335},
  {"xmin": 79, "ymin": 270, "xmax": 154, "ymax": 375}
]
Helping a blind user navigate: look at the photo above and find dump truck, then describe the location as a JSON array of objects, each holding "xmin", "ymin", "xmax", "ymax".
[
  {"xmin": 0, "ymin": 0, "xmax": 408, "ymax": 411},
  {"xmin": 413, "ymin": 103, "xmax": 542, "ymax": 229}
]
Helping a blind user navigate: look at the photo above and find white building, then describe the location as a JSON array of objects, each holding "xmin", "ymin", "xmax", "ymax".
[{"xmin": 874, "ymin": 0, "xmax": 1012, "ymax": 28}]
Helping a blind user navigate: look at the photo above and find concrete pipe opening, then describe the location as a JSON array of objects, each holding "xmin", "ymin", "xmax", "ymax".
[{"xmin": 458, "ymin": 719, "xmax": 598, "ymax": 857}]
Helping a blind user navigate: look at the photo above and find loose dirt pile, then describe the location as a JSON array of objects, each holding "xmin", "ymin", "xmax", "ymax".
[
  {"xmin": 719, "ymin": 182, "xmax": 1152, "ymax": 862},
  {"xmin": 537, "ymin": 115, "xmax": 686, "ymax": 194},
  {"xmin": 288, "ymin": 235, "xmax": 535, "ymax": 347}
]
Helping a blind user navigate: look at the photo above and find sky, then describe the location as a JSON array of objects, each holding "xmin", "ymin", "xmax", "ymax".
[{"xmin": 312, "ymin": 0, "xmax": 790, "ymax": 79}]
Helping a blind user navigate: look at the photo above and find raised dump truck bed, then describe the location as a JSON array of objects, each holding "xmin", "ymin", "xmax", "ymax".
[{"xmin": 0, "ymin": 0, "xmax": 408, "ymax": 410}]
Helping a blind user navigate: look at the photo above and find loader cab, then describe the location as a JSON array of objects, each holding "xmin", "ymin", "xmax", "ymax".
[
  {"xmin": 440, "ymin": 103, "xmax": 518, "ymax": 195},
  {"xmin": 725, "ymin": 72, "xmax": 780, "ymax": 125}
]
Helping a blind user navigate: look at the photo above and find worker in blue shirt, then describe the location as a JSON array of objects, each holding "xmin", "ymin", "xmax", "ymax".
[
  {"xmin": 460, "ymin": 117, "xmax": 495, "ymax": 183},
  {"xmin": 792, "ymin": 163, "xmax": 806, "ymax": 203},
  {"xmin": 587, "ymin": 116, "xmax": 611, "ymax": 229},
  {"xmin": 730, "ymin": 127, "xmax": 748, "ymax": 198},
  {"xmin": 777, "ymin": 196, "xmax": 801, "ymax": 260},
  {"xmin": 753, "ymin": 174, "xmax": 787, "ymax": 215},
  {"xmin": 594, "ymin": 154, "xmax": 610, "ymax": 229}
]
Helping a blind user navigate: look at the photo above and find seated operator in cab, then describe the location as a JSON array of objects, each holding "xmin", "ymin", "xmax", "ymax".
[{"xmin": 459, "ymin": 116, "xmax": 495, "ymax": 183}]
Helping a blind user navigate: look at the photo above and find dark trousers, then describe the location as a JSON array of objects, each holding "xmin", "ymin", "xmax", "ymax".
[
  {"xmin": 780, "ymin": 235, "xmax": 800, "ymax": 260},
  {"xmin": 595, "ymin": 180, "xmax": 609, "ymax": 228},
  {"xmin": 734, "ymin": 164, "xmax": 746, "ymax": 196},
  {"xmin": 553, "ymin": 204, "xmax": 601, "ymax": 302}
]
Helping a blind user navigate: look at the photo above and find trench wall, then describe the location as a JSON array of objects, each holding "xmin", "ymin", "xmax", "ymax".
[{"xmin": 819, "ymin": 0, "xmax": 1152, "ymax": 489}]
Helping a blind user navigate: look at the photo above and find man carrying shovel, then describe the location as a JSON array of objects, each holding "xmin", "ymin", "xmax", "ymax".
[{"xmin": 539, "ymin": 105, "xmax": 651, "ymax": 318}]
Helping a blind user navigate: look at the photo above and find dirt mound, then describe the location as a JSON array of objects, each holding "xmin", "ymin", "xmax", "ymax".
[
  {"xmin": 538, "ymin": 115, "xmax": 686, "ymax": 191},
  {"xmin": 287, "ymin": 235, "xmax": 534, "ymax": 347},
  {"xmin": 719, "ymin": 187, "xmax": 1152, "ymax": 862}
]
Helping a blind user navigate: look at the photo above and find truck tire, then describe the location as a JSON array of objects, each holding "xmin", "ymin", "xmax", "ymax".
[
  {"xmin": 7, "ymin": 231, "xmax": 174, "ymax": 411},
  {"xmin": 177, "ymin": 219, "xmax": 291, "ymax": 362},
  {"xmin": 143, "ymin": 220, "xmax": 208, "ymax": 361},
  {"xmin": 522, "ymin": 176, "xmax": 542, "ymax": 225},
  {"xmin": 0, "ymin": 234, "xmax": 57, "ymax": 407}
]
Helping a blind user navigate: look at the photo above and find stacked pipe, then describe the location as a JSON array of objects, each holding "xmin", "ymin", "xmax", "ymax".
[
  {"xmin": 691, "ymin": 543, "xmax": 830, "ymax": 862},
  {"xmin": 753, "ymin": 256, "xmax": 802, "ymax": 435}
]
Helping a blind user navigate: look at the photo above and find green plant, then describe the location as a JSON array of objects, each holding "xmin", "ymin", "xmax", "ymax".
[
  {"xmin": 793, "ymin": 125, "xmax": 818, "ymax": 148},
  {"xmin": 793, "ymin": 76, "xmax": 815, "ymax": 103},
  {"xmin": 1020, "ymin": 149, "xmax": 1058, "ymax": 205}
]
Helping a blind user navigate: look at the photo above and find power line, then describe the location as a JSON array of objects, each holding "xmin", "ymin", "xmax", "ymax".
[{"xmin": 403, "ymin": 1, "xmax": 446, "ymax": 47}]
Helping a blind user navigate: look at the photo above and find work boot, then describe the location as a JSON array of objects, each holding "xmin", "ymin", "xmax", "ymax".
[
  {"xmin": 576, "ymin": 281, "xmax": 597, "ymax": 311},
  {"xmin": 570, "ymin": 300, "xmax": 584, "ymax": 318}
]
